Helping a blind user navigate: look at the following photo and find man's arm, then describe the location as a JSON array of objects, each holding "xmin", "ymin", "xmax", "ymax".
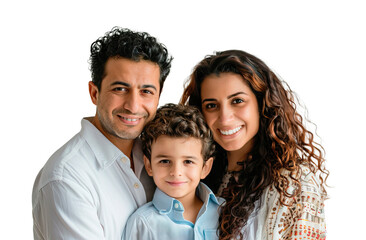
[{"xmin": 33, "ymin": 179, "xmax": 104, "ymax": 240}]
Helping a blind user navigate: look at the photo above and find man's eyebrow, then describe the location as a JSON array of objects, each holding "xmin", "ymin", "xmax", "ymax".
[
  {"xmin": 141, "ymin": 84, "xmax": 157, "ymax": 91},
  {"xmin": 111, "ymin": 81, "xmax": 130, "ymax": 87},
  {"xmin": 110, "ymin": 81, "xmax": 157, "ymax": 91}
]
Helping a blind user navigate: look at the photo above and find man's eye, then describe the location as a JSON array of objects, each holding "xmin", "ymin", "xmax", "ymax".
[
  {"xmin": 114, "ymin": 87, "xmax": 127, "ymax": 92},
  {"xmin": 141, "ymin": 89, "xmax": 153, "ymax": 95}
]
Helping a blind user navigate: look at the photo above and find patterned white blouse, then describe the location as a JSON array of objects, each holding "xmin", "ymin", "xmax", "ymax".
[{"xmin": 217, "ymin": 165, "xmax": 326, "ymax": 240}]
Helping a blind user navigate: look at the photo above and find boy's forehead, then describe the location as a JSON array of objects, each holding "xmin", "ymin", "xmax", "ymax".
[{"xmin": 151, "ymin": 135, "xmax": 204, "ymax": 158}]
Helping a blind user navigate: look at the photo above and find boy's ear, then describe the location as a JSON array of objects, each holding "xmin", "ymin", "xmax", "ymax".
[
  {"xmin": 89, "ymin": 81, "xmax": 99, "ymax": 105},
  {"xmin": 143, "ymin": 155, "xmax": 153, "ymax": 176},
  {"xmin": 201, "ymin": 157, "xmax": 213, "ymax": 179}
]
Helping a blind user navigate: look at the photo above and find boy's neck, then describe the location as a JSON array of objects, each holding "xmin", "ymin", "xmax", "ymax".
[{"xmin": 181, "ymin": 195, "xmax": 203, "ymax": 224}]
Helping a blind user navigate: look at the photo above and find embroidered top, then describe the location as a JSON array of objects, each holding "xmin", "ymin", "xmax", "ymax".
[{"xmin": 217, "ymin": 165, "xmax": 326, "ymax": 240}]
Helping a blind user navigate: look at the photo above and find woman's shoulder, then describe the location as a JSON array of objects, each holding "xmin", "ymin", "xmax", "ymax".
[
  {"xmin": 264, "ymin": 164, "xmax": 327, "ymax": 239},
  {"xmin": 279, "ymin": 164, "xmax": 325, "ymax": 196}
]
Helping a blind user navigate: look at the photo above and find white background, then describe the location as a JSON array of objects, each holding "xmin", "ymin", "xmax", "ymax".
[{"xmin": 1, "ymin": 0, "xmax": 365, "ymax": 238}]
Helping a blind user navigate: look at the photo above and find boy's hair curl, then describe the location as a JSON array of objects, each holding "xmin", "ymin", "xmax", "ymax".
[{"xmin": 141, "ymin": 103, "xmax": 215, "ymax": 162}]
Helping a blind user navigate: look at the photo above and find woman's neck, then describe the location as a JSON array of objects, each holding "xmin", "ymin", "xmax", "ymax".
[{"xmin": 226, "ymin": 139, "xmax": 254, "ymax": 172}]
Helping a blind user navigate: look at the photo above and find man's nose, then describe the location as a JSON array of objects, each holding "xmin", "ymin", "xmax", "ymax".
[{"xmin": 123, "ymin": 90, "xmax": 141, "ymax": 114}]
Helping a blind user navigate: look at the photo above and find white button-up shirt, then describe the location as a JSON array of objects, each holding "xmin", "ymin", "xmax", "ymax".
[{"xmin": 32, "ymin": 118, "xmax": 155, "ymax": 240}]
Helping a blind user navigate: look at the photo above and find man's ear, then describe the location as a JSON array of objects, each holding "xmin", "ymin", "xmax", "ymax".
[
  {"xmin": 89, "ymin": 81, "xmax": 99, "ymax": 105},
  {"xmin": 201, "ymin": 157, "xmax": 213, "ymax": 179},
  {"xmin": 144, "ymin": 155, "xmax": 153, "ymax": 176}
]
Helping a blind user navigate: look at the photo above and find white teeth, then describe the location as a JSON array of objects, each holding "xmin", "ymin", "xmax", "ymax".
[
  {"xmin": 123, "ymin": 117, "xmax": 138, "ymax": 122},
  {"xmin": 220, "ymin": 126, "xmax": 242, "ymax": 135}
]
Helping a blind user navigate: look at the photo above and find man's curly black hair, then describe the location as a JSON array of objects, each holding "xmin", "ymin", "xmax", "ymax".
[{"xmin": 89, "ymin": 27, "xmax": 173, "ymax": 92}]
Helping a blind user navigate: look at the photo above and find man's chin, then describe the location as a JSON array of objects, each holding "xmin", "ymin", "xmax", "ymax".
[{"xmin": 114, "ymin": 130, "xmax": 142, "ymax": 140}]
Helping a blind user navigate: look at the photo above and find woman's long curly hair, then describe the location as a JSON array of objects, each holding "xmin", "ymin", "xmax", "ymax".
[{"xmin": 180, "ymin": 50, "xmax": 329, "ymax": 240}]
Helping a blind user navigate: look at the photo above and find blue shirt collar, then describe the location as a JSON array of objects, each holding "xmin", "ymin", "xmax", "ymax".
[{"xmin": 152, "ymin": 182, "xmax": 220, "ymax": 216}]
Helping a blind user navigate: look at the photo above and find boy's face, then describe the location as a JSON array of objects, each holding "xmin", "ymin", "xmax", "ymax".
[{"xmin": 144, "ymin": 136, "xmax": 213, "ymax": 203}]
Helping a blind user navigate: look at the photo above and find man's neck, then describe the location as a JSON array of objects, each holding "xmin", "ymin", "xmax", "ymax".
[{"xmin": 88, "ymin": 116, "xmax": 134, "ymax": 158}]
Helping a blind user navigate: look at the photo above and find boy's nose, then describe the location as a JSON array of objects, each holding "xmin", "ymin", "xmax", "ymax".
[{"xmin": 170, "ymin": 163, "xmax": 182, "ymax": 176}]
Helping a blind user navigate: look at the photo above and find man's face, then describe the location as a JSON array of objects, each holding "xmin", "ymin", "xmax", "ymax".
[{"xmin": 90, "ymin": 57, "xmax": 161, "ymax": 143}]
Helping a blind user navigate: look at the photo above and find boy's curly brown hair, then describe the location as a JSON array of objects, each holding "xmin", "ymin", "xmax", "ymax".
[{"xmin": 141, "ymin": 103, "xmax": 215, "ymax": 162}]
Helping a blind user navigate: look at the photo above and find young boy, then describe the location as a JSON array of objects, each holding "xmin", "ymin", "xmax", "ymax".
[{"xmin": 122, "ymin": 103, "xmax": 224, "ymax": 240}]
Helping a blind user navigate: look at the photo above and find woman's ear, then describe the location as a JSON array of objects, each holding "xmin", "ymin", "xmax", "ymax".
[
  {"xmin": 201, "ymin": 157, "xmax": 213, "ymax": 179},
  {"xmin": 144, "ymin": 155, "xmax": 153, "ymax": 176}
]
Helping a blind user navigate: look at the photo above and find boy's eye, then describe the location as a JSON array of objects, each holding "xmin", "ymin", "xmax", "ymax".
[
  {"xmin": 159, "ymin": 159, "xmax": 170, "ymax": 164},
  {"xmin": 184, "ymin": 160, "xmax": 194, "ymax": 164}
]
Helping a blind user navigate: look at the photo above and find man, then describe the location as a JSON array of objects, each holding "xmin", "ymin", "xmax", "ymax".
[{"xmin": 32, "ymin": 27, "xmax": 173, "ymax": 239}]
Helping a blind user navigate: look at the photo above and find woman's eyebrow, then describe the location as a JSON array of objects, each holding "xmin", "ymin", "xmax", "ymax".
[
  {"xmin": 202, "ymin": 98, "xmax": 216, "ymax": 104},
  {"xmin": 227, "ymin": 91, "xmax": 248, "ymax": 99},
  {"xmin": 202, "ymin": 92, "xmax": 248, "ymax": 104}
]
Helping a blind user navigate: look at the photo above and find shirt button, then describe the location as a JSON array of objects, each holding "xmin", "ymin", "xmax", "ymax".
[
  {"xmin": 121, "ymin": 157, "xmax": 128, "ymax": 163},
  {"xmin": 174, "ymin": 203, "xmax": 179, "ymax": 209},
  {"xmin": 134, "ymin": 183, "xmax": 139, "ymax": 189}
]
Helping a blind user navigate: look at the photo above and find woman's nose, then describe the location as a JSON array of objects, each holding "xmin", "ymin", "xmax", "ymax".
[{"xmin": 218, "ymin": 105, "xmax": 234, "ymax": 124}]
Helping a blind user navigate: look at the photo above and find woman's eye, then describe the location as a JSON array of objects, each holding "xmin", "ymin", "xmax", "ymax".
[
  {"xmin": 204, "ymin": 103, "xmax": 216, "ymax": 109},
  {"xmin": 232, "ymin": 98, "xmax": 244, "ymax": 104}
]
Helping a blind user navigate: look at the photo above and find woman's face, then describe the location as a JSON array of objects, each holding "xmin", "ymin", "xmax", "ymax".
[{"xmin": 200, "ymin": 72, "xmax": 260, "ymax": 152}]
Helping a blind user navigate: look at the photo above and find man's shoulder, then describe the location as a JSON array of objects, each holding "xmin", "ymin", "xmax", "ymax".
[{"xmin": 34, "ymin": 132, "xmax": 92, "ymax": 189}]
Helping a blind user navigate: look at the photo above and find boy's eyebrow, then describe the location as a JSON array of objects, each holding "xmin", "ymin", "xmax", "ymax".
[
  {"xmin": 154, "ymin": 154, "xmax": 199, "ymax": 160},
  {"xmin": 155, "ymin": 154, "xmax": 171, "ymax": 158},
  {"xmin": 111, "ymin": 81, "xmax": 157, "ymax": 91}
]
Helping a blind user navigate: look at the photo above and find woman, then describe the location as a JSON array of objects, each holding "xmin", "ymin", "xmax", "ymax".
[{"xmin": 180, "ymin": 50, "xmax": 328, "ymax": 240}]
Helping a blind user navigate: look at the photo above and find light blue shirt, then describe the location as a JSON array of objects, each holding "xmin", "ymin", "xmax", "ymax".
[
  {"xmin": 122, "ymin": 182, "xmax": 224, "ymax": 240},
  {"xmin": 32, "ymin": 118, "xmax": 155, "ymax": 240}
]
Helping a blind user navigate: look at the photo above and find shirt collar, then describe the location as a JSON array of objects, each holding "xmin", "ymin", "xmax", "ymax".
[
  {"xmin": 131, "ymin": 137, "xmax": 145, "ymax": 179},
  {"xmin": 80, "ymin": 118, "xmax": 124, "ymax": 169},
  {"xmin": 152, "ymin": 182, "xmax": 220, "ymax": 215}
]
